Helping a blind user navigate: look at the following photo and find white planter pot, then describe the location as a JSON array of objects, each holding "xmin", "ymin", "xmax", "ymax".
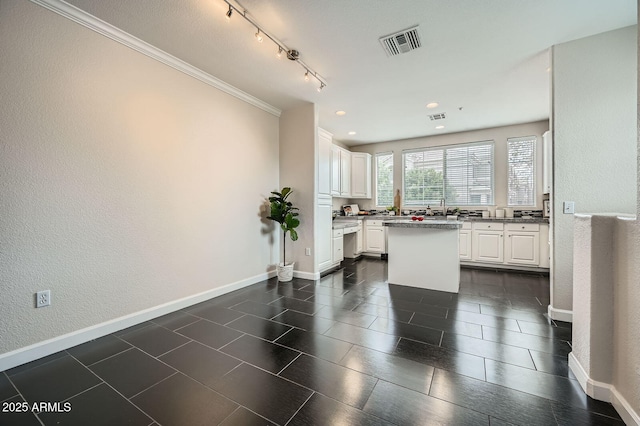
[{"xmin": 277, "ymin": 262, "xmax": 295, "ymax": 282}]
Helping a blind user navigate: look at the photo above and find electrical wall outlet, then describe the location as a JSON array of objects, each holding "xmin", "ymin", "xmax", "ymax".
[
  {"xmin": 36, "ymin": 290, "xmax": 51, "ymax": 308},
  {"xmin": 305, "ymin": 248, "xmax": 311, "ymax": 256},
  {"xmin": 563, "ymin": 201, "xmax": 575, "ymax": 214}
]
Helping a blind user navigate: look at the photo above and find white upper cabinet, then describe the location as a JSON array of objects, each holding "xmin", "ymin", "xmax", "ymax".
[
  {"xmin": 350, "ymin": 152, "xmax": 372, "ymax": 199},
  {"xmin": 330, "ymin": 145, "xmax": 352, "ymax": 197},
  {"xmin": 340, "ymin": 149, "xmax": 351, "ymax": 197},
  {"xmin": 331, "ymin": 145, "xmax": 341, "ymax": 196},
  {"xmin": 317, "ymin": 128, "xmax": 332, "ymax": 196}
]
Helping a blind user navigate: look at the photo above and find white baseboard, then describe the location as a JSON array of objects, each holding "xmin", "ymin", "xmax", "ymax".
[
  {"xmin": 0, "ymin": 271, "xmax": 275, "ymax": 372},
  {"xmin": 294, "ymin": 270, "xmax": 319, "ymax": 280},
  {"xmin": 569, "ymin": 352, "xmax": 640, "ymax": 425},
  {"xmin": 548, "ymin": 304, "xmax": 573, "ymax": 322},
  {"xmin": 612, "ymin": 387, "xmax": 640, "ymax": 426},
  {"xmin": 568, "ymin": 352, "xmax": 612, "ymax": 402}
]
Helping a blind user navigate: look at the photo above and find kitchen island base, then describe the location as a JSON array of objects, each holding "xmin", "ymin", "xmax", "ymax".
[{"xmin": 386, "ymin": 223, "xmax": 461, "ymax": 293}]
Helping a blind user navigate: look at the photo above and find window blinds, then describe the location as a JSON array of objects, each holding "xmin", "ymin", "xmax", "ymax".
[
  {"xmin": 375, "ymin": 152, "xmax": 393, "ymax": 207},
  {"xmin": 507, "ymin": 136, "xmax": 536, "ymax": 206},
  {"xmin": 403, "ymin": 141, "xmax": 494, "ymax": 206}
]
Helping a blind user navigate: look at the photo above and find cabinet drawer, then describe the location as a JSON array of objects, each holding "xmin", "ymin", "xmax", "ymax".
[
  {"xmin": 344, "ymin": 226, "xmax": 358, "ymax": 234},
  {"xmin": 505, "ymin": 223, "xmax": 540, "ymax": 232},
  {"xmin": 366, "ymin": 220, "xmax": 384, "ymax": 227},
  {"xmin": 461, "ymin": 222, "xmax": 472, "ymax": 230},
  {"xmin": 472, "ymin": 222, "xmax": 504, "ymax": 231},
  {"xmin": 333, "ymin": 229, "xmax": 344, "ymax": 238}
]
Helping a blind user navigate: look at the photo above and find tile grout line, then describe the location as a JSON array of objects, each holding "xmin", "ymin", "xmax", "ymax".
[
  {"xmin": 128, "ymin": 371, "xmax": 178, "ymax": 400},
  {"xmin": 283, "ymin": 391, "xmax": 316, "ymax": 426},
  {"xmin": 65, "ymin": 351, "xmax": 162, "ymax": 425},
  {"xmin": 276, "ymin": 352, "xmax": 303, "ymax": 376},
  {"xmin": 155, "ymin": 339, "xmax": 194, "ymax": 358},
  {"xmin": 3, "ymin": 371, "xmax": 46, "ymax": 426},
  {"xmin": 216, "ymin": 333, "xmax": 247, "ymax": 351}
]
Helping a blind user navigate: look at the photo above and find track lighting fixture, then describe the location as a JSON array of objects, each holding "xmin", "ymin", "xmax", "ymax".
[{"xmin": 222, "ymin": 0, "xmax": 326, "ymax": 91}]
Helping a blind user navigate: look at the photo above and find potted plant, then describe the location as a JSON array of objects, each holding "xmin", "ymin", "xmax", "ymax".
[{"xmin": 267, "ymin": 187, "xmax": 300, "ymax": 281}]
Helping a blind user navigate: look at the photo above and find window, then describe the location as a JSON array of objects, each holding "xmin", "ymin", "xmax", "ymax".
[
  {"xmin": 403, "ymin": 141, "xmax": 494, "ymax": 206},
  {"xmin": 507, "ymin": 136, "xmax": 536, "ymax": 206},
  {"xmin": 376, "ymin": 152, "xmax": 393, "ymax": 207}
]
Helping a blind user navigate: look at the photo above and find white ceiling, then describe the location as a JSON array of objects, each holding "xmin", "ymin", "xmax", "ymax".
[{"xmin": 64, "ymin": 0, "xmax": 637, "ymax": 145}]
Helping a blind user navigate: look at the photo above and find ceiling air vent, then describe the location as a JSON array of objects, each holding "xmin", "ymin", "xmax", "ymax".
[
  {"xmin": 428, "ymin": 112, "xmax": 447, "ymax": 120},
  {"xmin": 380, "ymin": 26, "xmax": 421, "ymax": 57}
]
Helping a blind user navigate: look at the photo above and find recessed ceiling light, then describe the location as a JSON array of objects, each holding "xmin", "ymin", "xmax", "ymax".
[
  {"xmin": 335, "ymin": 111, "xmax": 346, "ymax": 116},
  {"xmin": 348, "ymin": 131, "xmax": 356, "ymax": 135},
  {"xmin": 426, "ymin": 102, "xmax": 439, "ymax": 109},
  {"xmin": 435, "ymin": 125, "xmax": 445, "ymax": 129}
]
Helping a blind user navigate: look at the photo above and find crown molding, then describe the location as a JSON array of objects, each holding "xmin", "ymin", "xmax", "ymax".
[{"xmin": 30, "ymin": 0, "xmax": 282, "ymax": 117}]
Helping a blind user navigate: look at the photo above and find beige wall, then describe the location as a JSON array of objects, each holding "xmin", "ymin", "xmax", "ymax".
[
  {"xmin": 551, "ymin": 25, "xmax": 637, "ymax": 313},
  {"xmin": 348, "ymin": 121, "xmax": 549, "ymax": 211},
  {"xmin": 0, "ymin": 1, "xmax": 279, "ymax": 355},
  {"xmin": 610, "ymin": 14, "xmax": 640, "ymax": 420},
  {"xmin": 612, "ymin": 218, "xmax": 640, "ymax": 418},
  {"xmin": 564, "ymin": 22, "xmax": 639, "ymax": 423},
  {"xmin": 279, "ymin": 104, "xmax": 317, "ymax": 276}
]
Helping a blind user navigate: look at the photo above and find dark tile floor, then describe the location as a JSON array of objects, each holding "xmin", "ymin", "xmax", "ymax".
[{"xmin": 0, "ymin": 258, "xmax": 624, "ymax": 425}]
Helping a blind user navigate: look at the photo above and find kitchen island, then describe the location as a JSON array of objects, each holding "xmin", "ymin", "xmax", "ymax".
[{"xmin": 384, "ymin": 220, "xmax": 463, "ymax": 293}]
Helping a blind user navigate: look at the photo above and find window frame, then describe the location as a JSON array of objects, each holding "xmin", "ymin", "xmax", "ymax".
[
  {"xmin": 507, "ymin": 136, "xmax": 537, "ymax": 207},
  {"xmin": 375, "ymin": 152, "xmax": 394, "ymax": 208},
  {"xmin": 402, "ymin": 140, "xmax": 495, "ymax": 207}
]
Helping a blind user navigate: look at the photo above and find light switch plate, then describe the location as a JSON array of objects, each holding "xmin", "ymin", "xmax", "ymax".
[{"xmin": 563, "ymin": 201, "xmax": 575, "ymax": 214}]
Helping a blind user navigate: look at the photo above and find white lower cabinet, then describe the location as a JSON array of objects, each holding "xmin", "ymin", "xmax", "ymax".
[
  {"xmin": 472, "ymin": 222, "xmax": 504, "ymax": 263},
  {"xmin": 317, "ymin": 196, "xmax": 333, "ymax": 272},
  {"xmin": 332, "ymin": 228, "xmax": 344, "ymax": 263},
  {"xmin": 459, "ymin": 222, "xmax": 472, "ymax": 260},
  {"xmin": 505, "ymin": 223, "xmax": 540, "ymax": 266},
  {"xmin": 356, "ymin": 222, "xmax": 364, "ymax": 253},
  {"xmin": 364, "ymin": 220, "xmax": 386, "ymax": 253},
  {"xmin": 465, "ymin": 221, "xmax": 549, "ymax": 270}
]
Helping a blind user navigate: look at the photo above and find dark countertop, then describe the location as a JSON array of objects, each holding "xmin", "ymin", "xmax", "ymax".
[
  {"xmin": 383, "ymin": 220, "xmax": 463, "ymax": 229},
  {"xmin": 331, "ymin": 221, "xmax": 359, "ymax": 229},
  {"xmin": 335, "ymin": 215, "xmax": 549, "ymax": 224}
]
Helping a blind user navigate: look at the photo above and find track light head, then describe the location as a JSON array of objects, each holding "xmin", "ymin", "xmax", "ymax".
[{"xmin": 220, "ymin": 5, "xmax": 325, "ymax": 91}]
